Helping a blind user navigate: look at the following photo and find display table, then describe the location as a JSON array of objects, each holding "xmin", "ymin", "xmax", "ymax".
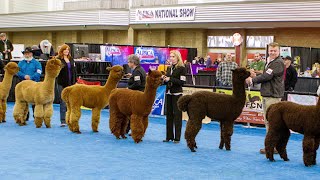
[
  {"xmin": 190, "ymin": 64, "xmax": 206, "ymax": 75},
  {"xmin": 140, "ymin": 63, "xmax": 159, "ymax": 72}
]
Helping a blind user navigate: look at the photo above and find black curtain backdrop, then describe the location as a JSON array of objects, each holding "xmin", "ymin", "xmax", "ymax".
[
  {"xmin": 291, "ymin": 47, "xmax": 312, "ymax": 71},
  {"xmin": 311, "ymin": 48, "xmax": 320, "ymax": 65}
]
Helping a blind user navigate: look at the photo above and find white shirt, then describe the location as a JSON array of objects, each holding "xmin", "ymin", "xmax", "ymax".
[{"xmin": 317, "ymin": 85, "xmax": 320, "ymax": 96}]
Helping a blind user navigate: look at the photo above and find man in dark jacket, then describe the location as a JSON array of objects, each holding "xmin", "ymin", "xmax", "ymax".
[
  {"xmin": 246, "ymin": 42, "xmax": 284, "ymax": 154},
  {"xmin": 283, "ymin": 56, "xmax": 298, "ymax": 91},
  {"xmin": 0, "ymin": 33, "xmax": 14, "ymax": 60},
  {"xmin": 126, "ymin": 54, "xmax": 146, "ymax": 134}
]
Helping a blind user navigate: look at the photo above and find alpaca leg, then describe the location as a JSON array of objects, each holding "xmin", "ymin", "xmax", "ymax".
[
  {"xmin": 276, "ymin": 128, "xmax": 290, "ymax": 161},
  {"xmin": 43, "ymin": 104, "xmax": 53, "ymax": 128},
  {"xmin": 109, "ymin": 105, "xmax": 125, "ymax": 139},
  {"xmin": 65, "ymin": 102, "xmax": 71, "ymax": 126},
  {"xmin": 185, "ymin": 114, "xmax": 203, "ymax": 152},
  {"xmin": 0, "ymin": 100, "xmax": 3, "ymax": 122},
  {"xmin": 13, "ymin": 101, "xmax": 25, "ymax": 125},
  {"xmin": 0, "ymin": 100, "xmax": 5, "ymax": 122},
  {"xmin": 2, "ymin": 100, "xmax": 7, "ymax": 122},
  {"xmin": 222, "ymin": 120, "xmax": 234, "ymax": 151},
  {"xmin": 69, "ymin": 107, "xmax": 81, "ymax": 134},
  {"xmin": 22, "ymin": 103, "xmax": 29, "ymax": 122},
  {"xmin": 130, "ymin": 114, "xmax": 144, "ymax": 143},
  {"xmin": 219, "ymin": 122, "xmax": 225, "ymax": 149},
  {"xmin": 303, "ymin": 135, "xmax": 315, "ymax": 167},
  {"xmin": 142, "ymin": 116, "xmax": 149, "ymax": 134},
  {"xmin": 265, "ymin": 129, "xmax": 280, "ymax": 162},
  {"xmin": 34, "ymin": 104, "xmax": 44, "ymax": 128},
  {"xmin": 120, "ymin": 116, "xmax": 130, "ymax": 139},
  {"xmin": 91, "ymin": 108, "xmax": 101, "ymax": 132},
  {"xmin": 313, "ymin": 136, "xmax": 320, "ymax": 165},
  {"xmin": 20, "ymin": 102, "xmax": 29, "ymax": 126}
]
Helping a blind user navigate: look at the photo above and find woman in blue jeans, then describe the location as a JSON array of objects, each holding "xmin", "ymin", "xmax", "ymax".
[{"xmin": 56, "ymin": 44, "xmax": 77, "ymax": 127}]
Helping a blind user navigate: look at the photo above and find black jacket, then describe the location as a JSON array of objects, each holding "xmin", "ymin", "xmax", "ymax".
[
  {"xmin": 252, "ymin": 56, "xmax": 284, "ymax": 98},
  {"xmin": 128, "ymin": 66, "xmax": 146, "ymax": 91},
  {"xmin": 285, "ymin": 65, "xmax": 298, "ymax": 91},
  {"xmin": 56, "ymin": 56, "xmax": 77, "ymax": 88},
  {"xmin": 0, "ymin": 39, "xmax": 14, "ymax": 60},
  {"xmin": 164, "ymin": 65, "xmax": 186, "ymax": 93}
]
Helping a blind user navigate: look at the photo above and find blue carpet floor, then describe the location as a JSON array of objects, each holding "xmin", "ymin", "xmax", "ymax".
[{"xmin": 0, "ymin": 102, "xmax": 319, "ymax": 180}]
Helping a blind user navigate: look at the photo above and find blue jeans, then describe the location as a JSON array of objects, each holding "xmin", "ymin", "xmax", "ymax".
[{"xmin": 57, "ymin": 84, "xmax": 66, "ymax": 124}]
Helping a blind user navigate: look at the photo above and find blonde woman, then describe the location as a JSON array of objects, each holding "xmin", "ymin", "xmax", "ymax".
[{"xmin": 162, "ymin": 50, "xmax": 186, "ymax": 143}]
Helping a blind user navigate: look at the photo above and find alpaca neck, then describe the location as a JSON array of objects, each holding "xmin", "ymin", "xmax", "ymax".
[
  {"xmin": 143, "ymin": 83, "xmax": 157, "ymax": 106},
  {"xmin": 104, "ymin": 77, "xmax": 118, "ymax": 94},
  {"xmin": 1, "ymin": 72, "xmax": 14, "ymax": 93},
  {"xmin": 43, "ymin": 75, "xmax": 56, "ymax": 90},
  {"xmin": 232, "ymin": 79, "xmax": 246, "ymax": 101}
]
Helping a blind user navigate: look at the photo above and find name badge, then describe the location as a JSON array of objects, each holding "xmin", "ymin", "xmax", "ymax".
[
  {"xmin": 134, "ymin": 76, "xmax": 140, "ymax": 81},
  {"xmin": 266, "ymin": 68, "xmax": 273, "ymax": 75},
  {"xmin": 180, "ymin": 76, "xmax": 186, "ymax": 81}
]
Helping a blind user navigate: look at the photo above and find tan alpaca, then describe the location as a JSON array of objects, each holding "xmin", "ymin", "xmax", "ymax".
[
  {"xmin": 0, "ymin": 62, "xmax": 19, "ymax": 123},
  {"xmin": 109, "ymin": 70, "xmax": 163, "ymax": 143},
  {"xmin": 61, "ymin": 65, "xmax": 123, "ymax": 134},
  {"xmin": 13, "ymin": 58, "xmax": 62, "ymax": 127}
]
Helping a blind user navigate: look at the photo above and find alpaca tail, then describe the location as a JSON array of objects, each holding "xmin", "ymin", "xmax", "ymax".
[
  {"xmin": 177, "ymin": 95, "xmax": 192, "ymax": 112},
  {"xmin": 61, "ymin": 86, "xmax": 72, "ymax": 103},
  {"xmin": 266, "ymin": 103, "xmax": 276, "ymax": 122}
]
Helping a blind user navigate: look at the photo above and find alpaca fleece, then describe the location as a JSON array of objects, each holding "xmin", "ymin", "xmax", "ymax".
[
  {"xmin": 178, "ymin": 68, "xmax": 250, "ymax": 152},
  {"xmin": 0, "ymin": 62, "xmax": 19, "ymax": 122},
  {"xmin": 265, "ymin": 98, "xmax": 320, "ymax": 167},
  {"xmin": 61, "ymin": 65, "xmax": 123, "ymax": 134},
  {"xmin": 109, "ymin": 70, "xmax": 163, "ymax": 143},
  {"xmin": 13, "ymin": 58, "xmax": 62, "ymax": 127}
]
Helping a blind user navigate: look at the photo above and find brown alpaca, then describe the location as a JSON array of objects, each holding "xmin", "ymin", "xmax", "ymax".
[
  {"xmin": 265, "ymin": 98, "xmax": 320, "ymax": 167},
  {"xmin": 109, "ymin": 70, "xmax": 163, "ymax": 143},
  {"xmin": 61, "ymin": 65, "xmax": 123, "ymax": 134},
  {"xmin": 13, "ymin": 58, "xmax": 62, "ymax": 127},
  {"xmin": 177, "ymin": 68, "xmax": 250, "ymax": 152},
  {"xmin": 0, "ymin": 62, "xmax": 19, "ymax": 123}
]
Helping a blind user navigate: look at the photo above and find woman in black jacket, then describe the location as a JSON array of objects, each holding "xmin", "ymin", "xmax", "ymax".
[
  {"xmin": 162, "ymin": 50, "xmax": 186, "ymax": 143},
  {"xmin": 56, "ymin": 44, "xmax": 77, "ymax": 127}
]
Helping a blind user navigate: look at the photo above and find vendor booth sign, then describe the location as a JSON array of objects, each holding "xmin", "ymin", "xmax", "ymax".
[
  {"xmin": 216, "ymin": 89, "xmax": 264, "ymax": 124},
  {"xmin": 135, "ymin": 6, "xmax": 196, "ymax": 22}
]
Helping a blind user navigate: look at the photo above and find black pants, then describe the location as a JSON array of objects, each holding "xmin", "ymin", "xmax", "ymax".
[
  {"xmin": 26, "ymin": 105, "xmax": 35, "ymax": 121},
  {"xmin": 165, "ymin": 94, "xmax": 182, "ymax": 141}
]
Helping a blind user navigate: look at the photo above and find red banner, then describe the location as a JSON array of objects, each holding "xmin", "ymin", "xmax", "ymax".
[{"xmin": 170, "ymin": 48, "xmax": 188, "ymax": 62}]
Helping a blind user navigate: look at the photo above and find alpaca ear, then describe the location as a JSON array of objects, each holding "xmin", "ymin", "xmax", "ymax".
[
  {"xmin": 148, "ymin": 69, "xmax": 152, "ymax": 75},
  {"xmin": 106, "ymin": 67, "xmax": 112, "ymax": 72}
]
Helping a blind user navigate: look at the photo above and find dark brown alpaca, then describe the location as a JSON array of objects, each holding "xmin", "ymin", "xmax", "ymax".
[
  {"xmin": 177, "ymin": 68, "xmax": 250, "ymax": 152},
  {"xmin": 109, "ymin": 70, "xmax": 163, "ymax": 143},
  {"xmin": 265, "ymin": 98, "xmax": 320, "ymax": 167}
]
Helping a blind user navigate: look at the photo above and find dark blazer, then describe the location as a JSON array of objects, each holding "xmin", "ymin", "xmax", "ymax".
[
  {"xmin": 0, "ymin": 39, "xmax": 14, "ymax": 60},
  {"xmin": 128, "ymin": 65, "xmax": 146, "ymax": 91},
  {"xmin": 164, "ymin": 65, "xmax": 186, "ymax": 93},
  {"xmin": 56, "ymin": 56, "xmax": 77, "ymax": 88}
]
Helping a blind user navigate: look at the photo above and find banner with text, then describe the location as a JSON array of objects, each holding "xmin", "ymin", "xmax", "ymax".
[
  {"xmin": 216, "ymin": 89, "xmax": 264, "ymax": 124},
  {"xmin": 135, "ymin": 6, "xmax": 196, "ymax": 22},
  {"xmin": 151, "ymin": 85, "xmax": 166, "ymax": 115},
  {"xmin": 104, "ymin": 46, "xmax": 134, "ymax": 65}
]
